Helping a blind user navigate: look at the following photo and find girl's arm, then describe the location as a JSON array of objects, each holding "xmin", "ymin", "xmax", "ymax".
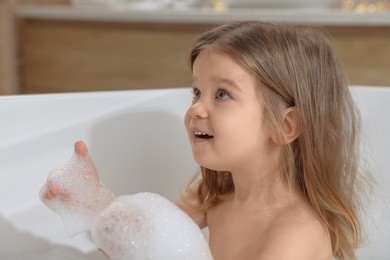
[{"xmin": 175, "ymin": 182, "xmax": 207, "ymax": 229}]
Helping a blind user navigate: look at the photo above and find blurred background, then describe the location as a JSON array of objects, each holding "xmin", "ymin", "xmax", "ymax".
[{"xmin": 0, "ymin": 0, "xmax": 390, "ymax": 95}]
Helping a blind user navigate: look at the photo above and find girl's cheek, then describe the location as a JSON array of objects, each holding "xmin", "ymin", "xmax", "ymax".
[{"xmin": 184, "ymin": 110, "xmax": 191, "ymax": 129}]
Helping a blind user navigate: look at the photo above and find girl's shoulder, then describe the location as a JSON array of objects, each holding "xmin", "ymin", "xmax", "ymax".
[{"xmin": 259, "ymin": 201, "xmax": 333, "ymax": 260}]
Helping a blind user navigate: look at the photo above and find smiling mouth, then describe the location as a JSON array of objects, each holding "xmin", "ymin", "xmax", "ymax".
[{"xmin": 193, "ymin": 131, "xmax": 214, "ymax": 139}]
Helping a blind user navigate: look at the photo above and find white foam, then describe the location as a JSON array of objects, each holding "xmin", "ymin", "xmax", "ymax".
[
  {"xmin": 40, "ymin": 151, "xmax": 213, "ymax": 259},
  {"xmin": 40, "ymin": 152, "xmax": 114, "ymax": 236},
  {"xmin": 91, "ymin": 192, "xmax": 212, "ymax": 260}
]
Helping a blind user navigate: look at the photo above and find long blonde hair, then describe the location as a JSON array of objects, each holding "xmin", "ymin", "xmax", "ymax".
[{"xmin": 189, "ymin": 21, "xmax": 365, "ymax": 260}]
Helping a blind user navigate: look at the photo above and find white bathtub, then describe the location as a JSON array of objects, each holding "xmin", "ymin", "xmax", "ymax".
[{"xmin": 0, "ymin": 87, "xmax": 389, "ymax": 259}]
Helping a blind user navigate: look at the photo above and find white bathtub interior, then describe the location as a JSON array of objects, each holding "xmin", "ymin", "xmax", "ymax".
[{"xmin": 0, "ymin": 87, "xmax": 389, "ymax": 259}]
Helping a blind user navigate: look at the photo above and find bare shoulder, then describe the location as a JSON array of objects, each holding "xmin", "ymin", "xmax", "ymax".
[
  {"xmin": 258, "ymin": 202, "xmax": 333, "ymax": 260},
  {"xmin": 174, "ymin": 181, "xmax": 207, "ymax": 229}
]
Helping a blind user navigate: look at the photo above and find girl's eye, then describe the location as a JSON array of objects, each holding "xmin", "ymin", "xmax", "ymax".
[
  {"xmin": 191, "ymin": 88, "xmax": 201, "ymax": 100},
  {"xmin": 216, "ymin": 89, "xmax": 231, "ymax": 100}
]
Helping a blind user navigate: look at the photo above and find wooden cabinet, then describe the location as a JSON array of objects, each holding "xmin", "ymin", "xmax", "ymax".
[
  {"xmin": 327, "ymin": 26, "xmax": 390, "ymax": 87},
  {"xmin": 0, "ymin": 0, "xmax": 18, "ymax": 94},
  {"xmin": 19, "ymin": 19, "xmax": 214, "ymax": 93},
  {"xmin": 7, "ymin": 6, "xmax": 390, "ymax": 94}
]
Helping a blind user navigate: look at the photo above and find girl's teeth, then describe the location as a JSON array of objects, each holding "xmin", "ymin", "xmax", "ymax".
[{"xmin": 194, "ymin": 131, "xmax": 213, "ymax": 137}]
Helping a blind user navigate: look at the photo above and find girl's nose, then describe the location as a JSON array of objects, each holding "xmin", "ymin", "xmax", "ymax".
[{"xmin": 188, "ymin": 101, "xmax": 208, "ymax": 119}]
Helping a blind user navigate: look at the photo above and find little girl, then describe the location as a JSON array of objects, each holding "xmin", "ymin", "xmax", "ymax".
[
  {"xmin": 176, "ymin": 21, "xmax": 365, "ymax": 260},
  {"xmin": 42, "ymin": 21, "xmax": 365, "ymax": 260}
]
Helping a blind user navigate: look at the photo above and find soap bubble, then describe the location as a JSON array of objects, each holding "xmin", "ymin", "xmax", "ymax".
[
  {"xmin": 91, "ymin": 193, "xmax": 213, "ymax": 260},
  {"xmin": 40, "ymin": 152, "xmax": 114, "ymax": 236},
  {"xmin": 40, "ymin": 144, "xmax": 212, "ymax": 259}
]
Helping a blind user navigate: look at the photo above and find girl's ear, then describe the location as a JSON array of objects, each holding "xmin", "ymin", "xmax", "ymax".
[{"xmin": 271, "ymin": 107, "xmax": 301, "ymax": 145}]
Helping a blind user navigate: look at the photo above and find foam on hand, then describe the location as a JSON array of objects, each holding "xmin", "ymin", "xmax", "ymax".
[
  {"xmin": 40, "ymin": 141, "xmax": 213, "ymax": 259},
  {"xmin": 40, "ymin": 151, "xmax": 115, "ymax": 236},
  {"xmin": 92, "ymin": 193, "xmax": 213, "ymax": 260}
]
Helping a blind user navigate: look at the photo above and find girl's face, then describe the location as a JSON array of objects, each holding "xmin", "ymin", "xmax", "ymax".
[{"xmin": 185, "ymin": 50, "xmax": 276, "ymax": 173}]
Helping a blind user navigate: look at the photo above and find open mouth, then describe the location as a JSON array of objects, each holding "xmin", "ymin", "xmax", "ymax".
[{"xmin": 193, "ymin": 131, "xmax": 214, "ymax": 139}]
